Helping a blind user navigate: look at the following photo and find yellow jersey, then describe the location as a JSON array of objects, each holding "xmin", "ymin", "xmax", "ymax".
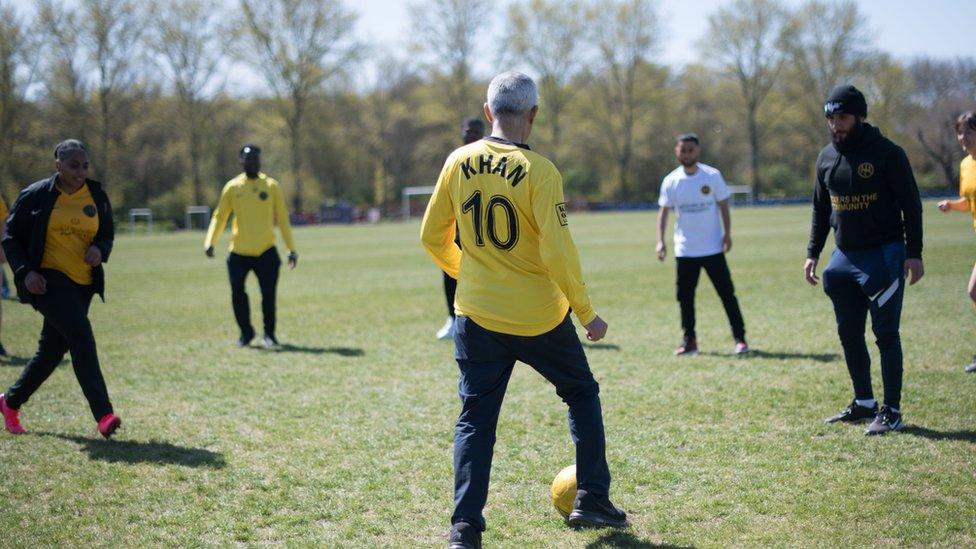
[
  {"xmin": 421, "ymin": 137, "xmax": 596, "ymax": 336},
  {"xmin": 40, "ymin": 183, "xmax": 99, "ymax": 285},
  {"xmin": 960, "ymin": 155, "xmax": 976, "ymax": 230},
  {"xmin": 205, "ymin": 172, "xmax": 296, "ymax": 257}
]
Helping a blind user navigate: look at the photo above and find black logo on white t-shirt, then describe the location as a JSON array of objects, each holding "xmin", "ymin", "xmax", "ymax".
[{"xmin": 701, "ymin": 185, "xmax": 711, "ymax": 195}]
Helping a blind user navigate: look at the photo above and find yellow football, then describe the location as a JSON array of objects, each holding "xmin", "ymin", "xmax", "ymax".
[{"xmin": 550, "ymin": 464, "xmax": 577, "ymax": 518}]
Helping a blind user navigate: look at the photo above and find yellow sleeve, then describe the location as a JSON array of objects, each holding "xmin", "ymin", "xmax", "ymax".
[
  {"xmin": 531, "ymin": 171, "xmax": 596, "ymax": 326},
  {"xmin": 272, "ymin": 183, "xmax": 296, "ymax": 252},
  {"xmin": 205, "ymin": 183, "xmax": 233, "ymax": 249},
  {"xmin": 420, "ymin": 157, "xmax": 461, "ymax": 279}
]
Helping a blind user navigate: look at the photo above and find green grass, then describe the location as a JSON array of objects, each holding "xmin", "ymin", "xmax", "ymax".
[{"xmin": 1, "ymin": 202, "xmax": 973, "ymax": 547}]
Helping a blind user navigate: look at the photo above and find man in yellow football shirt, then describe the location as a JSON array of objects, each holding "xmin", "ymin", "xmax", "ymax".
[
  {"xmin": 205, "ymin": 145, "xmax": 297, "ymax": 348},
  {"xmin": 938, "ymin": 111, "xmax": 976, "ymax": 372},
  {"xmin": 421, "ymin": 72, "xmax": 626, "ymax": 548}
]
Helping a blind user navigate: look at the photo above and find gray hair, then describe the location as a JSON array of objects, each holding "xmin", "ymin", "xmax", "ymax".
[
  {"xmin": 54, "ymin": 139, "xmax": 88, "ymax": 162},
  {"xmin": 487, "ymin": 71, "xmax": 537, "ymax": 117}
]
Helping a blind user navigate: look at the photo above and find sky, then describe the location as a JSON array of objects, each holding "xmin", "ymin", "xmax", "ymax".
[{"xmin": 13, "ymin": 0, "xmax": 973, "ymax": 94}]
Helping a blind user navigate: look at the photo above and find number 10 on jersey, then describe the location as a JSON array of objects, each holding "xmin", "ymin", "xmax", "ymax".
[{"xmin": 461, "ymin": 190, "xmax": 519, "ymax": 250}]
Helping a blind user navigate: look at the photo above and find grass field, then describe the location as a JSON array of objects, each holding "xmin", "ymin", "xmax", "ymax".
[{"xmin": 1, "ymin": 202, "xmax": 973, "ymax": 547}]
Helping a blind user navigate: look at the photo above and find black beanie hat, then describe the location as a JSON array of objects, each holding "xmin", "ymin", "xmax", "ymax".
[{"xmin": 824, "ymin": 84, "xmax": 867, "ymax": 118}]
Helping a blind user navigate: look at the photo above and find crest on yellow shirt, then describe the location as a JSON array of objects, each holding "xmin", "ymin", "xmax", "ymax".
[
  {"xmin": 555, "ymin": 202, "xmax": 568, "ymax": 226},
  {"xmin": 83, "ymin": 204, "xmax": 96, "ymax": 217},
  {"xmin": 857, "ymin": 162, "xmax": 874, "ymax": 179}
]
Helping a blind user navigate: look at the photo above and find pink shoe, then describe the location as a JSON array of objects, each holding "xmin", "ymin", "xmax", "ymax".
[
  {"xmin": 734, "ymin": 340, "xmax": 750, "ymax": 355},
  {"xmin": 0, "ymin": 394, "xmax": 25, "ymax": 434},
  {"xmin": 97, "ymin": 413, "xmax": 121, "ymax": 439}
]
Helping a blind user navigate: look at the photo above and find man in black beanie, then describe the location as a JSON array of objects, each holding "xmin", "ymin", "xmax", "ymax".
[{"xmin": 803, "ymin": 84, "xmax": 923, "ymax": 435}]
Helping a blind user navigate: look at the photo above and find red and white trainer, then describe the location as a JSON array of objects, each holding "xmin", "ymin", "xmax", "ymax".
[
  {"xmin": 97, "ymin": 413, "xmax": 122, "ymax": 439},
  {"xmin": 0, "ymin": 393, "xmax": 25, "ymax": 435},
  {"xmin": 734, "ymin": 340, "xmax": 750, "ymax": 355}
]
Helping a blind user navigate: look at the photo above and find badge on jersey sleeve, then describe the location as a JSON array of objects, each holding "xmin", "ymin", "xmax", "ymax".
[{"xmin": 555, "ymin": 202, "xmax": 568, "ymax": 226}]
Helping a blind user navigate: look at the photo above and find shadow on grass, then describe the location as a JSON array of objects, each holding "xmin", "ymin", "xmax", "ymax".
[
  {"xmin": 38, "ymin": 432, "xmax": 227, "ymax": 468},
  {"xmin": 699, "ymin": 349, "xmax": 838, "ymax": 362},
  {"xmin": 258, "ymin": 344, "xmax": 365, "ymax": 357},
  {"xmin": 585, "ymin": 531, "xmax": 694, "ymax": 549},
  {"xmin": 584, "ymin": 343, "xmax": 622, "ymax": 351},
  {"xmin": 0, "ymin": 354, "xmax": 30, "ymax": 366},
  {"xmin": 901, "ymin": 426, "xmax": 976, "ymax": 443}
]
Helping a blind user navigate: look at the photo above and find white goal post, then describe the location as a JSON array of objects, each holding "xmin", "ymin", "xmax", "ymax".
[
  {"xmin": 727, "ymin": 185, "xmax": 753, "ymax": 204},
  {"xmin": 185, "ymin": 205, "xmax": 212, "ymax": 230},
  {"xmin": 128, "ymin": 208, "xmax": 153, "ymax": 232},
  {"xmin": 402, "ymin": 185, "xmax": 435, "ymax": 220}
]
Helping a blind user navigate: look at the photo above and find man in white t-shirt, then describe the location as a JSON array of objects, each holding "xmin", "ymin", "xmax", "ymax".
[{"xmin": 656, "ymin": 133, "xmax": 748, "ymax": 356}]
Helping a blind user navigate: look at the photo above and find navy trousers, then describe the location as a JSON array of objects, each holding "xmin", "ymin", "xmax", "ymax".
[
  {"xmin": 227, "ymin": 247, "xmax": 280, "ymax": 338},
  {"xmin": 5, "ymin": 270, "xmax": 112, "ymax": 420},
  {"xmin": 451, "ymin": 314, "xmax": 611, "ymax": 531},
  {"xmin": 822, "ymin": 241, "xmax": 905, "ymax": 409}
]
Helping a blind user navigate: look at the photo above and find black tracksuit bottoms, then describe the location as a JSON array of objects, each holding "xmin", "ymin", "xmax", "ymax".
[
  {"xmin": 676, "ymin": 252, "xmax": 746, "ymax": 342},
  {"xmin": 227, "ymin": 247, "xmax": 281, "ymax": 338},
  {"xmin": 5, "ymin": 269, "xmax": 113, "ymax": 420}
]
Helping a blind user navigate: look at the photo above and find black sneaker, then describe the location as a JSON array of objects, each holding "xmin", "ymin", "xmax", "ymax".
[
  {"xmin": 567, "ymin": 489, "xmax": 629, "ymax": 529},
  {"xmin": 448, "ymin": 521, "xmax": 481, "ymax": 549},
  {"xmin": 263, "ymin": 334, "xmax": 279, "ymax": 348},
  {"xmin": 824, "ymin": 399, "xmax": 877, "ymax": 424},
  {"xmin": 965, "ymin": 356, "xmax": 976, "ymax": 373},
  {"xmin": 0, "ymin": 343, "xmax": 6, "ymax": 357},
  {"xmin": 865, "ymin": 405, "xmax": 902, "ymax": 436},
  {"xmin": 236, "ymin": 330, "xmax": 255, "ymax": 348}
]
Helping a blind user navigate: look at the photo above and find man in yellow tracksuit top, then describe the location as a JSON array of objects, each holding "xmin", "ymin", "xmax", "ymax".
[
  {"xmin": 205, "ymin": 145, "xmax": 297, "ymax": 348},
  {"xmin": 421, "ymin": 72, "xmax": 627, "ymax": 548}
]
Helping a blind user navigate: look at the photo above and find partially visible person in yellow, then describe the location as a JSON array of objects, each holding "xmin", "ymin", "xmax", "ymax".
[
  {"xmin": 937, "ymin": 111, "xmax": 976, "ymax": 373},
  {"xmin": 205, "ymin": 144, "xmax": 297, "ymax": 348},
  {"xmin": 0, "ymin": 139, "xmax": 121, "ymax": 438}
]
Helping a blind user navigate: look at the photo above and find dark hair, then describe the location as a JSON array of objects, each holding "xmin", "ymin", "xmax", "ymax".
[
  {"xmin": 956, "ymin": 111, "xmax": 976, "ymax": 133},
  {"xmin": 54, "ymin": 139, "xmax": 87, "ymax": 162},
  {"xmin": 677, "ymin": 133, "xmax": 700, "ymax": 145},
  {"xmin": 462, "ymin": 117, "xmax": 484, "ymax": 129}
]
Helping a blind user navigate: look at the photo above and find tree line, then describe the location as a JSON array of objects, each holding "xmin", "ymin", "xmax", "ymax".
[{"xmin": 0, "ymin": 0, "xmax": 972, "ymax": 226}]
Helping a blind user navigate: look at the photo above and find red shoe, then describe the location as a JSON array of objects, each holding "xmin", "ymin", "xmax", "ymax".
[
  {"xmin": 97, "ymin": 413, "xmax": 122, "ymax": 439},
  {"xmin": 0, "ymin": 394, "xmax": 25, "ymax": 434}
]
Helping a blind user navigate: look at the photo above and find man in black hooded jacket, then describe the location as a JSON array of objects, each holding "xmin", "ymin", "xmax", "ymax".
[{"xmin": 803, "ymin": 84, "xmax": 923, "ymax": 436}]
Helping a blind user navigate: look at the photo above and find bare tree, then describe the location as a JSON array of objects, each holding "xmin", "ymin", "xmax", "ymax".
[
  {"xmin": 909, "ymin": 57, "xmax": 976, "ymax": 190},
  {"xmin": 147, "ymin": 0, "xmax": 225, "ymax": 207},
  {"xmin": 240, "ymin": 0, "xmax": 359, "ymax": 213},
  {"xmin": 504, "ymin": 0, "xmax": 587, "ymax": 165},
  {"xmin": 779, "ymin": 0, "xmax": 876, "ymax": 149},
  {"xmin": 37, "ymin": 0, "xmax": 89, "ymax": 142},
  {"xmin": 588, "ymin": 0, "xmax": 661, "ymax": 202},
  {"xmin": 0, "ymin": 1, "xmax": 43, "ymax": 190},
  {"xmin": 701, "ymin": 0, "xmax": 788, "ymax": 199},
  {"xmin": 408, "ymin": 0, "xmax": 489, "ymax": 121},
  {"xmin": 80, "ymin": 0, "xmax": 146, "ymax": 187}
]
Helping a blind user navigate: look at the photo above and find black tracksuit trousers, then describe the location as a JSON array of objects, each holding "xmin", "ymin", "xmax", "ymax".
[
  {"xmin": 227, "ymin": 247, "xmax": 281, "ymax": 339},
  {"xmin": 676, "ymin": 253, "xmax": 746, "ymax": 342},
  {"xmin": 5, "ymin": 270, "xmax": 113, "ymax": 420}
]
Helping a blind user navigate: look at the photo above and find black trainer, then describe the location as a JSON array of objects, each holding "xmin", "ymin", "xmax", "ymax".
[
  {"xmin": 448, "ymin": 521, "xmax": 481, "ymax": 549},
  {"xmin": 567, "ymin": 489, "xmax": 629, "ymax": 529},
  {"xmin": 865, "ymin": 405, "xmax": 902, "ymax": 436},
  {"xmin": 965, "ymin": 356, "xmax": 976, "ymax": 373},
  {"xmin": 824, "ymin": 399, "xmax": 877, "ymax": 424},
  {"xmin": 236, "ymin": 330, "xmax": 255, "ymax": 348}
]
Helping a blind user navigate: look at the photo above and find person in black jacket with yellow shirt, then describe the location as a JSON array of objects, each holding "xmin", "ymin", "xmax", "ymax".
[
  {"xmin": 205, "ymin": 145, "xmax": 297, "ymax": 348},
  {"xmin": 0, "ymin": 139, "xmax": 121, "ymax": 438},
  {"xmin": 803, "ymin": 85, "xmax": 923, "ymax": 436}
]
